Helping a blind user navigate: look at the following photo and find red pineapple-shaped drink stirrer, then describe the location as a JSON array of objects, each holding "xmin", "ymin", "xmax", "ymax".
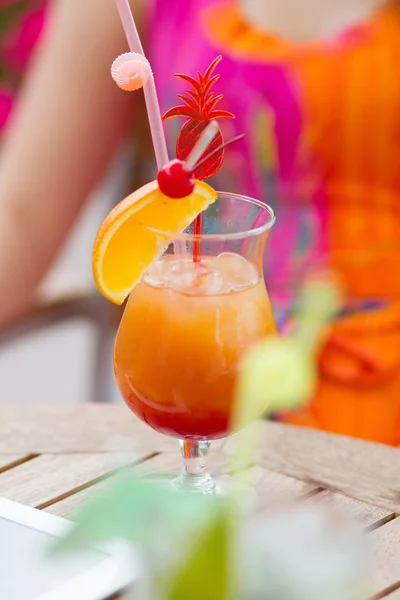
[
  {"xmin": 163, "ymin": 56, "xmax": 234, "ymax": 260},
  {"xmin": 163, "ymin": 55, "xmax": 234, "ymax": 180}
]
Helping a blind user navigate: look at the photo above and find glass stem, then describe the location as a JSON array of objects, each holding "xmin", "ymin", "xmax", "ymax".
[{"xmin": 172, "ymin": 439, "xmax": 216, "ymax": 494}]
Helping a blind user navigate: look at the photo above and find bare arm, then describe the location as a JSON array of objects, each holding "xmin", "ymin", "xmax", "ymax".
[{"xmin": 0, "ymin": 0, "xmax": 144, "ymax": 326}]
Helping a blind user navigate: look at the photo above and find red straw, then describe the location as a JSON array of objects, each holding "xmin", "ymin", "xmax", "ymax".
[{"xmin": 185, "ymin": 122, "xmax": 220, "ymax": 263}]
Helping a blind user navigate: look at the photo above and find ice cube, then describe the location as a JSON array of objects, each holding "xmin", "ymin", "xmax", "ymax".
[
  {"xmin": 211, "ymin": 252, "xmax": 259, "ymax": 291},
  {"xmin": 144, "ymin": 259, "xmax": 171, "ymax": 288},
  {"xmin": 165, "ymin": 260, "xmax": 226, "ymax": 295},
  {"xmin": 165, "ymin": 259, "xmax": 197, "ymax": 292},
  {"xmin": 183, "ymin": 267, "xmax": 226, "ymax": 296},
  {"xmin": 144, "ymin": 257, "xmax": 187, "ymax": 288}
]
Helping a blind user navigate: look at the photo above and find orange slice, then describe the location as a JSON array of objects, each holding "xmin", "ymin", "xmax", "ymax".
[{"xmin": 92, "ymin": 179, "xmax": 217, "ymax": 304}]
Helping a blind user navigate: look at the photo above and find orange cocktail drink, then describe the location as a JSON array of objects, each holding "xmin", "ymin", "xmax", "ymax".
[
  {"xmin": 94, "ymin": 186, "xmax": 276, "ymax": 492},
  {"xmin": 114, "ymin": 252, "xmax": 277, "ymax": 440},
  {"xmin": 112, "ymin": 190, "xmax": 276, "ymax": 446}
]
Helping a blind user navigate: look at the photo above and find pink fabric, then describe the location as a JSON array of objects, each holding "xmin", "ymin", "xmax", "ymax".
[
  {"xmin": 0, "ymin": 0, "xmax": 48, "ymax": 131},
  {"xmin": 0, "ymin": 84, "xmax": 13, "ymax": 129},
  {"xmin": 2, "ymin": 5, "xmax": 47, "ymax": 74}
]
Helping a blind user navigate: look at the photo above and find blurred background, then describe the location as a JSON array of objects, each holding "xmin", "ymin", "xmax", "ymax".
[{"xmin": 1, "ymin": 0, "xmax": 399, "ymax": 448}]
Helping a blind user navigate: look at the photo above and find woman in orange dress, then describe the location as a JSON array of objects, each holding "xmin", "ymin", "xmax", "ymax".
[{"xmin": 0, "ymin": 0, "xmax": 399, "ymax": 443}]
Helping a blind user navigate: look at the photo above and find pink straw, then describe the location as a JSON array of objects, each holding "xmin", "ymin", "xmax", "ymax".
[
  {"xmin": 113, "ymin": 0, "xmax": 190, "ymax": 258},
  {"xmin": 114, "ymin": 0, "xmax": 169, "ymax": 170}
]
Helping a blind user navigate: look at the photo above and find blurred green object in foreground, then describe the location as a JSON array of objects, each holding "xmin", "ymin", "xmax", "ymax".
[
  {"xmin": 50, "ymin": 471, "xmax": 368, "ymax": 600},
  {"xmin": 51, "ymin": 471, "xmax": 231, "ymax": 599},
  {"xmin": 232, "ymin": 275, "xmax": 341, "ymax": 470},
  {"xmin": 235, "ymin": 336, "xmax": 316, "ymax": 424},
  {"xmin": 167, "ymin": 512, "xmax": 230, "ymax": 600},
  {"xmin": 52, "ymin": 472, "xmax": 221, "ymax": 562},
  {"xmin": 236, "ymin": 274, "xmax": 341, "ymax": 423},
  {"xmin": 294, "ymin": 272, "xmax": 343, "ymax": 352}
]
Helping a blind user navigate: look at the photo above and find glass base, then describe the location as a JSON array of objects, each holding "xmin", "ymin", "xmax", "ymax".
[
  {"xmin": 142, "ymin": 439, "xmax": 257, "ymax": 513},
  {"xmin": 177, "ymin": 439, "xmax": 216, "ymax": 495},
  {"xmin": 172, "ymin": 470, "xmax": 216, "ymax": 494},
  {"xmin": 147, "ymin": 472, "xmax": 257, "ymax": 514}
]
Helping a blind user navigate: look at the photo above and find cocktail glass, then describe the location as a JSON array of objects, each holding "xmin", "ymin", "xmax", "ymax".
[{"xmin": 114, "ymin": 192, "xmax": 276, "ymax": 493}]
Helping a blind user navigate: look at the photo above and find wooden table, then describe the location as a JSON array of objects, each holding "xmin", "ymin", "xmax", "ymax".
[{"xmin": 0, "ymin": 403, "xmax": 399, "ymax": 599}]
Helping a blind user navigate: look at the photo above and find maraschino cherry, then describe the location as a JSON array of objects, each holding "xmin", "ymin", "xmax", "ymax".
[
  {"xmin": 157, "ymin": 159, "xmax": 195, "ymax": 199},
  {"xmin": 157, "ymin": 132, "xmax": 245, "ymax": 199}
]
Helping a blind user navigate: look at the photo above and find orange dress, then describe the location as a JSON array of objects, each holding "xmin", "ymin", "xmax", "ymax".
[{"xmin": 200, "ymin": 1, "xmax": 400, "ymax": 444}]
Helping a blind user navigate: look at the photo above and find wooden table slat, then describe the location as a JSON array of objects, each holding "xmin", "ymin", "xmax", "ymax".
[
  {"xmin": 0, "ymin": 452, "xmax": 148, "ymax": 509},
  {"xmin": 308, "ymin": 490, "xmax": 395, "ymax": 531},
  {"xmin": 384, "ymin": 588, "xmax": 400, "ymax": 599},
  {"xmin": 46, "ymin": 451, "xmax": 230, "ymax": 518},
  {"xmin": 0, "ymin": 404, "xmax": 178, "ymax": 454},
  {"xmin": 239, "ymin": 465, "xmax": 320, "ymax": 511},
  {"xmin": 47, "ymin": 458, "xmax": 320, "ymax": 519},
  {"xmin": 370, "ymin": 517, "xmax": 400, "ymax": 597},
  {"xmin": 0, "ymin": 454, "xmax": 35, "ymax": 473},
  {"xmin": 45, "ymin": 479, "xmax": 110, "ymax": 518},
  {"xmin": 258, "ymin": 422, "xmax": 400, "ymax": 513}
]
